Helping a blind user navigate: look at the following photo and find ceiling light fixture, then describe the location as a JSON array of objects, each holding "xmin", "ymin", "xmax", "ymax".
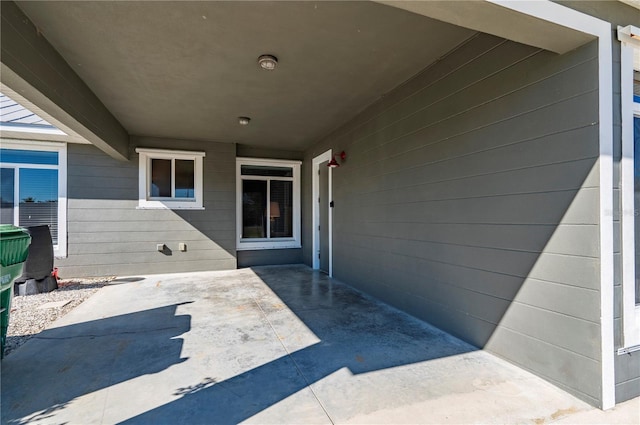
[
  {"xmin": 258, "ymin": 54, "xmax": 278, "ymax": 70},
  {"xmin": 238, "ymin": 116, "xmax": 251, "ymax": 125}
]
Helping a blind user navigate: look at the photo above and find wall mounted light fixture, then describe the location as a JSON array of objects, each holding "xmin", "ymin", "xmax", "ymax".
[
  {"xmin": 238, "ymin": 116, "xmax": 251, "ymax": 125},
  {"xmin": 327, "ymin": 151, "xmax": 346, "ymax": 168}
]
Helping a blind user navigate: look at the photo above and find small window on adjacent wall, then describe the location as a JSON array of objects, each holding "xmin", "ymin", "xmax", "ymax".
[
  {"xmin": 136, "ymin": 148, "xmax": 205, "ymax": 209},
  {"xmin": 619, "ymin": 28, "xmax": 640, "ymax": 348},
  {"xmin": 236, "ymin": 158, "xmax": 301, "ymax": 250}
]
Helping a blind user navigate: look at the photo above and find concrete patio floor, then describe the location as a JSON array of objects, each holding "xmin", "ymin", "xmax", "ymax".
[{"xmin": 1, "ymin": 265, "xmax": 638, "ymax": 424}]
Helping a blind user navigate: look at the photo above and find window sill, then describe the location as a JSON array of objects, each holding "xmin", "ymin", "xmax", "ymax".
[
  {"xmin": 236, "ymin": 243, "xmax": 302, "ymax": 251},
  {"xmin": 617, "ymin": 345, "xmax": 640, "ymax": 355},
  {"xmin": 136, "ymin": 205, "xmax": 205, "ymax": 210}
]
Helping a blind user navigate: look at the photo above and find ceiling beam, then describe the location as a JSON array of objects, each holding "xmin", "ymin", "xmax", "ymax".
[
  {"xmin": 375, "ymin": 0, "xmax": 595, "ymax": 55},
  {"xmin": 0, "ymin": 1, "xmax": 129, "ymax": 161}
]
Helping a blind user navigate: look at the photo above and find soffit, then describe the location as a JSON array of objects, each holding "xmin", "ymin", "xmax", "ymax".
[{"xmin": 16, "ymin": 1, "xmax": 475, "ymax": 151}]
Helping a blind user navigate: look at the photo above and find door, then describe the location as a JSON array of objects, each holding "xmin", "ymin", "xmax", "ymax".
[
  {"xmin": 319, "ymin": 161, "xmax": 329, "ymax": 274},
  {"xmin": 312, "ymin": 150, "xmax": 332, "ymax": 275}
]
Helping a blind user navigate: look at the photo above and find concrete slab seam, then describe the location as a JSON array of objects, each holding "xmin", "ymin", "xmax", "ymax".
[{"xmin": 250, "ymin": 289, "xmax": 336, "ymax": 425}]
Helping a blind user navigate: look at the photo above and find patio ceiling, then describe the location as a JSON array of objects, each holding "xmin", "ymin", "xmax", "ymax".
[{"xmin": 10, "ymin": 1, "xmax": 475, "ymax": 153}]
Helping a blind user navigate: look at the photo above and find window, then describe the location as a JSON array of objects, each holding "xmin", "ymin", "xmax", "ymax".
[
  {"xmin": 619, "ymin": 29, "xmax": 640, "ymax": 348},
  {"xmin": 0, "ymin": 140, "xmax": 67, "ymax": 257},
  {"xmin": 236, "ymin": 158, "xmax": 301, "ymax": 250},
  {"xmin": 136, "ymin": 148, "xmax": 205, "ymax": 209}
]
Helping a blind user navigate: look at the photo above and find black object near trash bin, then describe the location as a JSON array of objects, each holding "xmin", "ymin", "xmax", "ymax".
[{"xmin": 14, "ymin": 225, "xmax": 58, "ymax": 296}]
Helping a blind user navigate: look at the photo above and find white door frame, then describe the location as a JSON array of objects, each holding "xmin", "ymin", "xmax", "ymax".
[
  {"xmin": 619, "ymin": 33, "xmax": 640, "ymax": 350},
  {"xmin": 312, "ymin": 150, "xmax": 333, "ymax": 276}
]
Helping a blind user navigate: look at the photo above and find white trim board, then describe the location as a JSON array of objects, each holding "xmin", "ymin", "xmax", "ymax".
[{"xmin": 618, "ymin": 33, "xmax": 640, "ymax": 349}]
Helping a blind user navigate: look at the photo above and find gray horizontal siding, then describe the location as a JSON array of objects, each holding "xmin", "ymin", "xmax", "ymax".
[
  {"xmin": 304, "ymin": 34, "xmax": 603, "ymax": 406},
  {"xmin": 57, "ymin": 259, "xmax": 236, "ymax": 280},
  {"xmin": 66, "ymin": 229, "xmax": 235, "ymax": 246},
  {"xmin": 237, "ymin": 249, "xmax": 303, "ymax": 268},
  {"xmin": 67, "ymin": 239, "xmax": 234, "ymax": 255},
  {"xmin": 346, "ymin": 222, "xmax": 599, "ymax": 257},
  {"xmin": 615, "ymin": 351, "xmax": 640, "ymax": 403},
  {"xmin": 56, "ymin": 139, "xmax": 237, "ymax": 277},
  {"xmin": 67, "ymin": 218, "xmax": 235, "ymax": 233},
  {"xmin": 236, "ymin": 144, "xmax": 304, "ymax": 161}
]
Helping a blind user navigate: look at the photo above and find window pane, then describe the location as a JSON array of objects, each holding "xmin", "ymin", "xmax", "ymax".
[
  {"xmin": 270, "ymin": 180, "xmax": 292, "ymax": 238},
  {"xmin": 241, "ymin": 165, "xmax": 293, "ymax": 177},
  {"xmin": 242, "ymin": 180, "xmax": 266, "ymax": 239},
  {"xmin": 19, "ymin": 168, "xmax": 58, "ymax": 244},
  {"xmin": 0, "ymin": 149, "xmax": 58, "ymax": 165},
  {"xmin": 151, "ymin": 159, "xmax": 171, "ymax": 197},
  {"xmin": 175, "ymin": 160, "xmax": 195, "ymax": 198},
  {"xmin": 1, "ymin": 168, "xmax": 15, "ymax": 224},
  {"xmin": 635, "ymin": 116, "xmax": 640, "ymax": 304}
]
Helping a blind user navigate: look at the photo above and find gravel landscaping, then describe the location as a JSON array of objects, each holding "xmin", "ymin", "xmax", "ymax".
[{"xmin": 4, "ymin": 277, "xmax": 114, "ymax": 357}]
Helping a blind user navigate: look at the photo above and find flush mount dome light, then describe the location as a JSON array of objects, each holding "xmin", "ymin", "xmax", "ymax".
[
  {"xmin": 238, "ymin": 116, "xmax": 251, "ymax": 125},
  {"xmin": 258, "ymin": 54, "xmax": 278, "ymax": 70}
]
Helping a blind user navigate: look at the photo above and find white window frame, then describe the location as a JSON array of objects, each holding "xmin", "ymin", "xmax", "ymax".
[
  {"xmin": 136, "ymin": 148, "xmax": 205, "ymax": 210},
  {"xmin": 620, "ymin": 31, "xmax": 640, "ymax": 349},
  {"xmin": 0, "ymin": 139, "xmax": 68, "ymax": 258},
  {"xmin": 236, "ymin": 157, "xmax": 301, "ymax": 251}
]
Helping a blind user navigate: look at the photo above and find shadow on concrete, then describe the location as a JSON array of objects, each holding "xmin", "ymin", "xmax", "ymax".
[
  {"xmin": 1, "ymin": 302, "xmax": 192, "ymax": 425},
  {"xmin": 110, "ymin": 277, "xmax": 146, "ymax": 283},
  {"xmin": 120, "ymin": 267, "xmax": 474, "ymax": 424}
]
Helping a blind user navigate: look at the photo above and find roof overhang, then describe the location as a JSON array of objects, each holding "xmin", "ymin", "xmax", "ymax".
[
  {"xmin": 375, "ymin": 0, "xmax": 596, "ymax": 55},
  {"xmin": 0, "ymin": 85, "xmax": 89, "ymax": 144}
]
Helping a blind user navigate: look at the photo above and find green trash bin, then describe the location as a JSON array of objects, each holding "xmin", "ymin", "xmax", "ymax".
[{"xmin": 0, "ymin": 225, "xmax": 31, "ymax": 358}]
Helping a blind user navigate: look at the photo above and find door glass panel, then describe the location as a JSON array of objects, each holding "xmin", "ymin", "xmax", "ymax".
[
  {"xmin": 19, "ymin": 168, "xmax": 58, "ymax": 244},
  {"xmin": 270, "ymin": 180, "xmax": 292, "ymax": 238},
  {"xmin": 242, "ymin": 180, "xmax": 266, "ymax": 239},
  {"xmin": 175, "ymin": 159, "xmax": 194, "ymax": 198},
  {"xmin": 0, "ymin": 168, "xmax": 15, "ymax": 224},
  {"xmin": 151, "ymin": 159, "xmax": 171, "ymax": 197}
]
